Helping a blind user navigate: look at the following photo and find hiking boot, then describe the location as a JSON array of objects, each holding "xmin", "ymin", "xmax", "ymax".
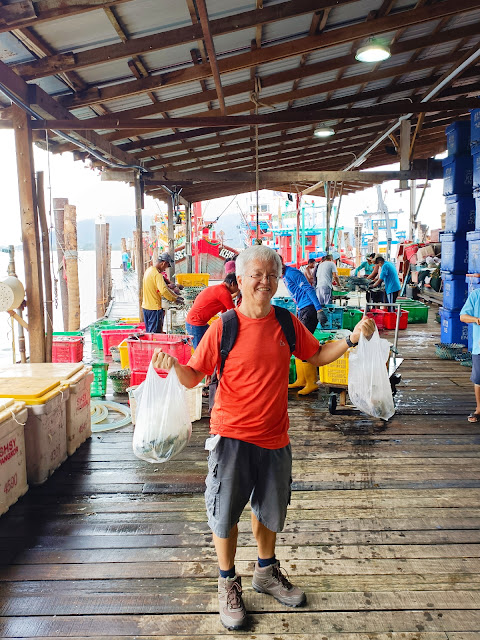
[
  {"xmin": 218, "ymin": 575, "xmax": 247, "ymax": 630},
  {"xmin": 252, "ymin": 561, "xmax": 306, "ymax": 607}
]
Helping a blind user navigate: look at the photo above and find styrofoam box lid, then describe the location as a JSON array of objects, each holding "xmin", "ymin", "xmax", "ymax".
[
  {"xmin": 0, "ymin": 378, "xmax": 61, "ymax": 400},
  {"xmin": 467, "ymin": 231, "xmax": 480, "ymax": 241},
  {"xmin": 0, "ymin": 398, "xmax": 15, "ymax": 412},
  {"xmin": 0, "ymin": 363, "xmax": 84, "ymax": 380}
]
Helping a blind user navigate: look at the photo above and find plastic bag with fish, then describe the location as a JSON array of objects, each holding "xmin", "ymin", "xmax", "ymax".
[
  {"xmin": 347, "ymin": 327, "xmax": 395, "ymax": 421},
  {"xmin": 133, "ymin": 363, "xmax": 192, "ymax": 462}
]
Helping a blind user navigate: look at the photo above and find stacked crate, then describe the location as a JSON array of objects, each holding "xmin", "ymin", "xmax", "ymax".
[
  {"xmin": 465, "ymin": 109, "xmax": 480, "ymax": 351},
  {"xmin": 440, "ymin": 120, "xmax": 472, "ymax": 346}
]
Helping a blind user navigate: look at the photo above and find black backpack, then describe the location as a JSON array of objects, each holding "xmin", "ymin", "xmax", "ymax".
[{"xmin": 208, "ymin": 305, "xmax": 296, "ymax": 411}]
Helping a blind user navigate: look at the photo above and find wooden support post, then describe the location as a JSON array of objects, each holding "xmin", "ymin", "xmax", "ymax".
[
  {"xmin": 167, "ymin": 195, "xmax": 175, "ymax": 278},
  {"xmin": 95, "ymin": 220, "xmax": 107, "ymax": 319},
  {"xmin": 372, "ymin": 222, "xmax": 379, "ymax": 254},
  {"xmin": 64, "ymin": 204, "xmax": 80, "ymax": 330},
  {"xmin": 134, "ymin": 173, "xmax": 144, "ymax": 320},
  {"xmin": 409, "ymin": 180, "xmax": 417, "ymax": 242},
  {"xmin": 36, "ymin": 172, "xmax": 53, "ymax": 362},
  {"xmin": 53, "ymin": 198, "xmax": 69, "ymax": 330},
  {"xmin": 12, "ymin": 105, "xmax": 45, "ymax": 362},
  {"xmin": 106, "ymin": 223, "xmax": 112, "ymax": 303},
  {"xmin": 121, "ymin": 237, "xmax": 127, "ymax": 254},
  {"xmin": 185, "ymin": 202, "xmax": 193, "ymax": 273},
  {"xmin": 399, "ymin": 119, "xmax": 411, "ymax": 190},
  {"xmin": 193, "ymin": 201, "xmax": 201, "ymax": 273},
  {"xmin": 150, "ymin": 225, "xmax": 158, "ymax": 264},
  {"xmin": 354, "ymin": 216, "xmax": 362, "ymax": 267}
]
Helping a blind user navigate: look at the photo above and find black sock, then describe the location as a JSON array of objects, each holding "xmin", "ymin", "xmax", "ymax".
[
  {"xmin": 219, "ymin": 566, "xmax": 236, "ymax": 579},
  {"xmin": 258, "ymin": 555, "xmax": 276, "ymax": 568}
]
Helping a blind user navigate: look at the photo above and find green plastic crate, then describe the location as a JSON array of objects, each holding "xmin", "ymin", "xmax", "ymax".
[
  {"xmin": 399, "ymin": 302, "xmax": 429, "ymax": 323},
  {"xmin": 89, "ymin": 320, "xmax": 113, "ymax": 345},
  {"xmin": 313, "ymin": 329, "xmax": 337, "ymax": 343},
  {"xmin": 52, "ymin": 331, "xmax": 83, "ymax": 337},
  {"xmin": 289, "ymin": 355, "xmax": 296, "ymax": 383},
  {"xmin": 90, "ymin": 362, "xmax": 109, "ymax": 396},
  {"xmin": 342, "ymin": 308, "xmax": 363, "ymax": 331}
]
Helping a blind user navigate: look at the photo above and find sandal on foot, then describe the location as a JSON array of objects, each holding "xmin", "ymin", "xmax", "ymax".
[{"xmin": 468, "ymin": 413, "xmax": 480, "ymax": 423}]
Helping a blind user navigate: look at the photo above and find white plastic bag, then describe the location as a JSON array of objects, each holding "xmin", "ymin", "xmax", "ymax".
[
  {"xmin": 347, "ymin": 328, "xmax": 395, "ymax": 421},
  {"xmin": 132, "ymin": 363, "xmax": 192, "ymax": 463}
]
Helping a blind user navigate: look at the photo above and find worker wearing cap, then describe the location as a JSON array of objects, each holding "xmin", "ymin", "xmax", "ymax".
[{"xmin": 141, "ymin": 252, "xmax": 181, "ymax": 333}]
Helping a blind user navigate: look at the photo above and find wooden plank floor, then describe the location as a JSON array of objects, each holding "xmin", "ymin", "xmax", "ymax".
[{"xmin": 1, "ymin": 310, "xmax": 480, "ymax": 639}]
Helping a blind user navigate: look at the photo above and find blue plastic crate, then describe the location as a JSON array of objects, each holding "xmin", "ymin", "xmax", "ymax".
[
  {"xmin": 442, "ymin": 155, "xmax": 473, "ymax": 196},
  {"xmin": 473, "ymin": 145, "xmax": 480, "ymax": 189},
  {"xmin": 466, "ymin": 274, "xmax": 480, "ymax": 295},
  {"xmin": 446, "ymin": 121, "xmax": 470, "ymax": 156},
  {"xmin": 319, "ymin": 304, "xmax": 344, "ymax": 330},
  {"xmin": 439, "ymin": 307, "xmax": 468, "ymax": 346},
  {"xmin": 467, "ymin": 230, "xmax": 480, "ymax": 273},
  {"xmin": 440, "ymin": 232, "xmax": 468, "ymax": 274},
  {"xmin": 471, "ymin": 108, "xmax": 480, "ymax": 145},
  {"xmin": 441, "ymin": 271, "xmax": 468, "ymax": 310},
  {"xmin": 444, "ymin": 194, "xmax": 475, "ymax": 233},
  {"xmin": 475, "ymin": 189, "xmax": 480, "ymax": 230},
  {"xmin": 271, "ymin": 297, "xmax": 296, "ymax": 315}
]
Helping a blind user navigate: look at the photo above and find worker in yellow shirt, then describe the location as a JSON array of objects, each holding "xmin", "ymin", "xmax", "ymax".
[{"xmin": 142, "ymin": 252, "xmax": 182, "ymax": 333}]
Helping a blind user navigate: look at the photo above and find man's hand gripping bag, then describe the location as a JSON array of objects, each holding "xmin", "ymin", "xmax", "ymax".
[
  {"xmin": 347, "ymin": 328, "xmax": 395, "ymax": 421},
  {"xmin": 133, "ymin": 363, "xmax": 192, "ymax": 462}
]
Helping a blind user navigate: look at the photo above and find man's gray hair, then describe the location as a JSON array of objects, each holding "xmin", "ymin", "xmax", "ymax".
[{"xmin": 236, "ymin": 245, "xmax": 282, "ymax": 277}]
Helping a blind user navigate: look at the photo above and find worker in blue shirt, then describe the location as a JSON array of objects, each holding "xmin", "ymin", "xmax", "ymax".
[
  {"xmin": 282, "ymin": 263, "xmax": 322, "ymax": 395},
  {"xmin": 353, "ymin": 253, "xmax": 376, "ymax": 277},
  {"xmin": 460, "ymin": 289, "xmax": 480, "ymax": 422},
  {"xmin": 371, "ymin": 256, "xmax": 401, "ymax": 310}
]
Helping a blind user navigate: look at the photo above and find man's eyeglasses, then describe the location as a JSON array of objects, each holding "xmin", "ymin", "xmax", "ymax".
[{"xmin": 248, "ymin": 273, "xmax": 280, "ymax": 282}]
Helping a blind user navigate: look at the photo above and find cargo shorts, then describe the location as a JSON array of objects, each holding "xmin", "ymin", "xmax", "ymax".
[{"xmin": 205, "ymin": 436, "xmax": 292, "ymax": 539}]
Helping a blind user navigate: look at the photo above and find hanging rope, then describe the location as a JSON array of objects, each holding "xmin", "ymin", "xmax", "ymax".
[{"xmin": 250, "ymin": 77, "xmax": 274, "ymax": 246}]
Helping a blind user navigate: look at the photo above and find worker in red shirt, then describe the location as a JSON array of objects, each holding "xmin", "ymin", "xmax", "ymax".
[{"xmin": 186, "ymin": 273, "xmax": 239, "ymax": 348}]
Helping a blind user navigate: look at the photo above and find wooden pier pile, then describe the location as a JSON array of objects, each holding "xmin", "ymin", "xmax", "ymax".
[{"xmin": 0, "ymin": 314, "xmax": 479, "ymax": 638}]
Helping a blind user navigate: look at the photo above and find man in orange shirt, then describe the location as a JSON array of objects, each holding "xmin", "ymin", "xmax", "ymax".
[
  {"xmin": 152, "ymin": 245, "xmax": 374, "ymax": 630},
  {"xmin": 185, "ymin": 274, "xmax": 239, "ymax": 348}
]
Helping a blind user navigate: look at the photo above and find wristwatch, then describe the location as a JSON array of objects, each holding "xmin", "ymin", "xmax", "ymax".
[{"xmin": 345, "ymin": 336, "xmax": 358, "ymax": 348}]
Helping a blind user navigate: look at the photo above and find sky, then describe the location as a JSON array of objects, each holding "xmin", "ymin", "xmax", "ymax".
[{"xmin": 0, "ymin": 129, "xmax": 447, "ymax": 246}]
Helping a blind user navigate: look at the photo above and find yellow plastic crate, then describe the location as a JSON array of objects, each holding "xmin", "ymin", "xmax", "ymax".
[
  {"xmin": 337, "ymin": 267, "xmax": 351, "ymax": 276},
  {"xmin": 176, "ymin": 273, "xmax": 210, "ymax": 287},
  {"xmin": 118, "ymin": 317, "xmax": 140, "ymax": 324},
  {"xmin": 118, "ymin": 339, "xmax": 130, "ymax": 369},
  {"xmin": 319, "ymin": 348, "xmax": 351, "ymax": 386}
]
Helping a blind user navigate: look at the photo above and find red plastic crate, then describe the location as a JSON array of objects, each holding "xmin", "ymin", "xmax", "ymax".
[
  {"xmin": 52, "ymin": 337, "xmax": 84, "ymax": 363},
  {"xmin": 101, "ymin": 328, "xmax": 144, "ymax": 355},
  {"xmin": 366, "ymin": 310, "xmax": 386, "ymax": 330},
  {"xmin": 127, "ymin": 334, "xmax": 193, "ymax": 372},
  {"xmin": 383, "ymin": 310, "xmax": 408, "ymax": 330},
  {"xmin": 130, "ymin": 369, "xmax": 167, "ymax": 387}
]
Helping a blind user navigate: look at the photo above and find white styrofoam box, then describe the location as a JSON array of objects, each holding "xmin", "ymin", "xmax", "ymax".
[
  {"xmin": 23, "ymin": 387, "xmax": 70, "ymax": 485},
  {"xmin": 64, "ymin": 368, "xmax": 94, "ymax": 456},
  {"xmin": 0, "ymin": 399, "xmax": 28, "ymax": 516}
]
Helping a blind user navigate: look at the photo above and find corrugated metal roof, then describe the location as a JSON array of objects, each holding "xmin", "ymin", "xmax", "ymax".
[
  {"xmin": 0, "ymin": 32, "xmax": 34, "ymax": 64},
  {"xmin": 34, "ymin": 10, "xmax": 120, "ymax": 53}
]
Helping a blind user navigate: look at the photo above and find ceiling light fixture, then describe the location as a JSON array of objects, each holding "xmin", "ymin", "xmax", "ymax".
[
  {"xmin": 355, "ymin": 38, "xmax": 391, "ymax": 63},
  {"xmin": 313, "ymin": 124, "xmax": 335, "ymax": 138}
]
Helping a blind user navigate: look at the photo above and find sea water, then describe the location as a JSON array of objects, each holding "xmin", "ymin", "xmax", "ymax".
[{"xmin": 0, "ymin": 250, "xmax": 122, "ymax": 364}]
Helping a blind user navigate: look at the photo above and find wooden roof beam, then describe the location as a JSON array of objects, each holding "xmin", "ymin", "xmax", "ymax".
[
  {"xmin": 56, "ymin": 13, "xmax": 480, "ymax": 111},
  {"xmin": 195, "ymin": 0, "xmax": 226, "ymax": 115},
  {"xmin": 12, "ymin": 0, "xmax": 347, "ymax": 80},
  {"xmin": 0, "ymin": 0, "xmax": 132, "ymax": 34},
  {"xmin": 18, "ymin": 100, "xmax": 479, "ymax": 132}
]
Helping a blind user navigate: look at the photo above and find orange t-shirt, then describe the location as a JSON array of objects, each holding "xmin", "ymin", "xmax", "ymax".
[
  {"xmin": 187, "ymin": 308, "xmax": 320, "ymax": 449},
  {"xmin": 186, "ymin": 283, "xmax": 234, "ymax": 326}
]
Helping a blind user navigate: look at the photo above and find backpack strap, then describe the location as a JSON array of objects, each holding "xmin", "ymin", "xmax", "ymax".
[
  {"xmin": 218, "ymin": 308, "xmax": 238, "ymax": 380},
  {"xmin": 272, "ymin": 305, "xmax": 296, "ymax": 354}
]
